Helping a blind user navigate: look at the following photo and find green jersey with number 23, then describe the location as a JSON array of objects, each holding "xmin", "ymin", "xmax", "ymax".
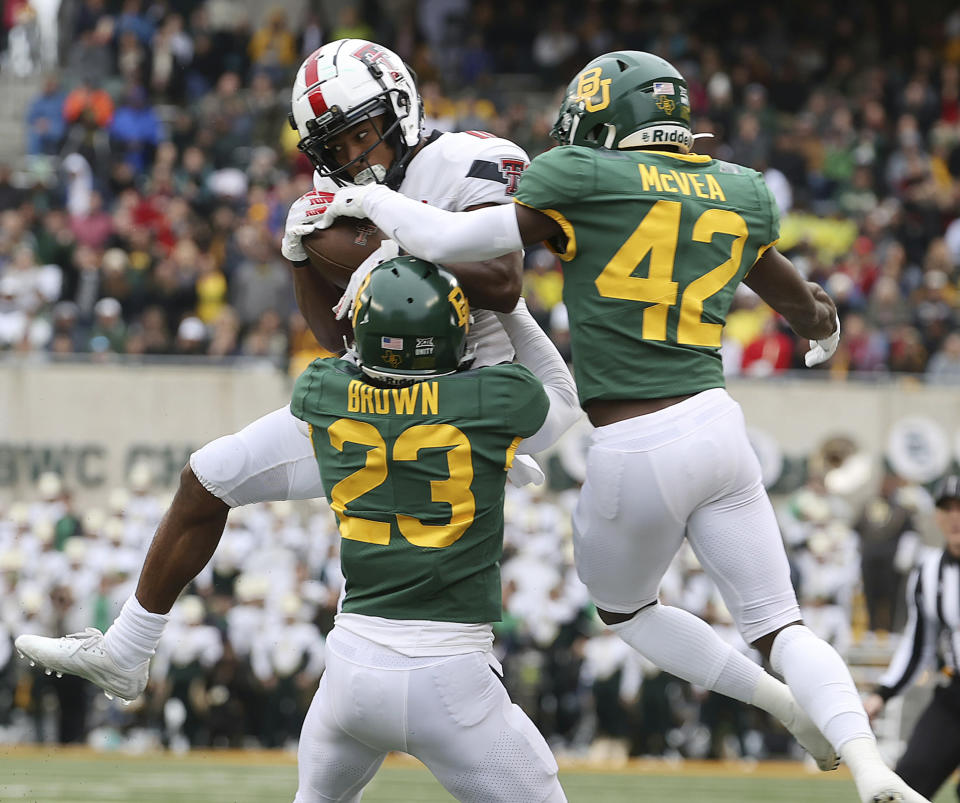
[
  {"xmin": 291, "ymin": 358, "xmax": 548, "ymax": 624},
  {"xmin": 514, "ymin": 146, "xmax": 780, "ymax": 404}
]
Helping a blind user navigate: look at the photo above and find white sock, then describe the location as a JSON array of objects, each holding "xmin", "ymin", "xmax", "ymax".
[
  {"xmin": 840, "ymin": 735, "xmax": 890, "ymax": 779},
  {"xmin": 102, "ymin": 595, "xmax": 169, "ymax": 671},
  {"xmin": 750, "ymin": 671, "xmax": 797, "ymax": 722},
  {"xmin": 771, "ymin": 624, "xmax": 874, "ymax": 751},
  {"xmin": 610, "ymin": 603, "xmax": 762, "ymax": 703}
]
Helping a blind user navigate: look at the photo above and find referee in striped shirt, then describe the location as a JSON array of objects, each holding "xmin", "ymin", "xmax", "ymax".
[{"xmin": 863, "ymin": 474, "xmax": 960, "ymax": 800}]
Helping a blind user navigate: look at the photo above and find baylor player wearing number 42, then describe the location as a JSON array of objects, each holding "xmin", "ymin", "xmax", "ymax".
[{"xmin": 316, "ymin": 50, "xmax": 928, "ymax": 803}]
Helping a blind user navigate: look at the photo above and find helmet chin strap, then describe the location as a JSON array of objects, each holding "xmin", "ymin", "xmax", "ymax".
[{"xmin": 354, "ymin": 163, "xmax": 387, "ymax": 185}]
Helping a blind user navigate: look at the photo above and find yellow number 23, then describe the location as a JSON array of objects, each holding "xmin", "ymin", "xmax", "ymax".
[{"xmin": 325, "ymin": 419, "xmax": 476, "ymax": 549}]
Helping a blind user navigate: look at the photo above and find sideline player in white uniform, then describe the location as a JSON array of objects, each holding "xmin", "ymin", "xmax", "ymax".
[{"xmin": 12, "ymin": 38, "xmax": 554, "ymax": 698}]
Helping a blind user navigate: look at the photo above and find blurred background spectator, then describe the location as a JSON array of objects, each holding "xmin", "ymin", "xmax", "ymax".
[
  {"xmin": 1, "ymin": 0, "xmax": 960, "ymax": 762},
  {"xmin": 0, "ymin": 0, "xmax": 954, "ymax": 378}
]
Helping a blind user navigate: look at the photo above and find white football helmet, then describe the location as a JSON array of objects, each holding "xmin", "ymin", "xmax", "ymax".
[{"xmin": 290, "ymin": 39, "xmax": 424, "ymax": 188}]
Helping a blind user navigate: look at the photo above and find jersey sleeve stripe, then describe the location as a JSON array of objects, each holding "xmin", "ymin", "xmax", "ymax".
[
  {"xmin": 744, "ymin": 238, "xmax": 780, "ymax": 277},
  {"xmin": 513, "ymin": 199, "xmax": 578, "ymax": 261},
  {"xmin": 504, "ymin": 435, "xmax": 523, "ymax": 471}
]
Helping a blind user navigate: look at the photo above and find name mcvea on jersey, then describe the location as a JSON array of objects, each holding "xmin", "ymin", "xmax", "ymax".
[
  {"xmin": 514, "ymin": 145, "xmax": 779, "ymax": 405},
  {"xmin": 290, "ymin": 358, "xmax": 548, "ymax": 624}
]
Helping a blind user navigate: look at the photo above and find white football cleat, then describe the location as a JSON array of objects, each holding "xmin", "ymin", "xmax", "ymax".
[
  {"xmin": 854, "ymin": 767, "xmax": 931, "ymax": 803},
  {"xmin": 15, "ymin": 627, "xmax": 148, "ymax": 702},
  {"xmin": 780, "ymin": 696, "xmax": 839, "ymax": 771}
]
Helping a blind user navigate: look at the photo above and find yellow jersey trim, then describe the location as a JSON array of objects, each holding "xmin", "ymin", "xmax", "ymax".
[
  {"xmin": 504, "ymin": 436, "xmax": 523, "ymax": 470},
  {"xmin": 745, "ymin": 238, "xmax": 780, "ymax": 277},
  {"xmin": 514, "ymin": 199, "xmax": 577, "ymax": 262},
  {"xmin": 642, "ymin": 150, "xmax": 712, "ymax": 163}
]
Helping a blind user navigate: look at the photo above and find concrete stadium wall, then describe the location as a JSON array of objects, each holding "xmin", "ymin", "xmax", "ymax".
[
  {"xmin": 1, "ymin": 361, "xmax": 958, "ymax": 504},
  {"xmin": 728, "ymin": 379, "xmax": 960, "ymax": 457},
  {"xmin": 0, "ymin": 361, "xmax": 292, "ymax": 503}
]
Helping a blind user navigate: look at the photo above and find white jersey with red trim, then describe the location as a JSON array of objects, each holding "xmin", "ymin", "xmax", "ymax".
[{"xmin": 314, "ymin": 130, "xmax": 530, "ymax": 367}]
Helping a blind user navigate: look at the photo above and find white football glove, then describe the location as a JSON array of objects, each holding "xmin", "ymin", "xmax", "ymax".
[
  {"xmin": 333, "ymin": 239, "xmax": 401, "ymax": 321},
  {"xmin": 280, "ymin": 189, "xmax": 335, "ymax": 263},
  {"xmin": 804, "ymin": 315, "xmax": 841, "ymax": 367},
  {"xmin": 315, "ymin": 184, "xmax": 379, "ymax": 230}
]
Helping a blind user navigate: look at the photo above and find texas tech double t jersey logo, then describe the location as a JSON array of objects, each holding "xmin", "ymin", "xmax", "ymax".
[
  {"xmin": 498, "ymin": 158, "xmax": 526, "ymax": 195},
  {"xmin": 466, "ymin": 156, "xmax": 528, "ymax": 196}
]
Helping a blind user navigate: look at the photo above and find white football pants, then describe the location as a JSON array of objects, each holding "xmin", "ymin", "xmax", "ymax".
[
  {"xmin": 190, "ymin": 403, "xmax": 544, "ymax": 507},
  {"xmin": 191, "ymin": 406, "xmax": 326, "ymax": 507},
  {"xmin": 573, "ymin": 388, "xmax": 801, "ymax": 644},
  {"xmin": 293, "ymin": 628, "xmax": 566, "ymax": 803}
]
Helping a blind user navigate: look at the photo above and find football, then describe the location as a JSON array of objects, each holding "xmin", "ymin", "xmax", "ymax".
[{"xmin": 301, "ymin": 219, "xmax": 385, "ymax": 289}]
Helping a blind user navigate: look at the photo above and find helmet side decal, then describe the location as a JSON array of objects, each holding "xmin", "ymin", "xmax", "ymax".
[
  {"xmin": 306, "ymin": 86, "xmax": 329, "ymax": 117},
  {"xmin": 574, "ymin": 68, "xmax": 612, "ymax": 113}
]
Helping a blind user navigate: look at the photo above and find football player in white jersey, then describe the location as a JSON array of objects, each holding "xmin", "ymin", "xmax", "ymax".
[{"xmin": 15, "ymin": 39, "xmax": 579, "ymax": 801}]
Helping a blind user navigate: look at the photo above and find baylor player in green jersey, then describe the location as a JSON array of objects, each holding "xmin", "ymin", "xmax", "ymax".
[
  {"xmin": 315, "ymin": 50, "xmax": 929, "ymax": 803},
  {"xmin": 512, "ymin": 143, "xmax": 780, "ymax": 405},
  {"xmin": 290, "ymin": 275, "xmax": 547, "ymax": 626},
  {"xmin": 289, "ymin": 257, "xmax": 577, "ymax": 803}
]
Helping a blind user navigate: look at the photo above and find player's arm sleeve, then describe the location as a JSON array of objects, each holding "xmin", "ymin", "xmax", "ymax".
[
  {"xmin": 362, "ymin": 185, "xmax": 522, "ymax": 262},
  {"xmin": 496, "ymin": 299, "xmax": 581, "ymax": 455},
  {"xmin": 875, "ymin": 565, "xmax": 937, "ymax": 700},
  {"xmin": 452, "ymin": 140, "xmax": 530, "ymax": 210}
]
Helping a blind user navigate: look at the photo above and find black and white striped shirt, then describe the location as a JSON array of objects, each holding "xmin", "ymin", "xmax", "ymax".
[{"xmin": 877, "ymin": 547, "xmax": 960, "ymax": 700}]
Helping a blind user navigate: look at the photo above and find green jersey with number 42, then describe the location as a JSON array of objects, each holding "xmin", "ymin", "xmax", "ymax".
[
  {"xmin": 291, "ymin": 358, "xmax": 548, "ymax": 624},
  {"xmin": 514, "ymin": 146, "xmax": 780, "ymax": 404}
]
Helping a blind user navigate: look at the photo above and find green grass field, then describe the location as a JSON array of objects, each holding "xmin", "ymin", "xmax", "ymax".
[{"xmin": 0, "ymin": 749, "xmax": 953, "ymax": 803}]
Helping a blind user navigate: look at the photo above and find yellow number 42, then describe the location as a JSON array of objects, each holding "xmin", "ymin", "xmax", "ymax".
[{"xmin": 594, "ymin": 200, "xmax": 749, "ymax": 348}]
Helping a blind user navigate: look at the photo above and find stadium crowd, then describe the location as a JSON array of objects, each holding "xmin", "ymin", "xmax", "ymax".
[
  {"xmin": 0, "ymin": 459, "xmax": 935, "ymax": 758},
  {"xmin": 0, "ymin": 0, "xmax": 958, "ymax": 760},
  {"xmin": 0, "ymin": 0, "xmax": 957, "ymax": 379}
]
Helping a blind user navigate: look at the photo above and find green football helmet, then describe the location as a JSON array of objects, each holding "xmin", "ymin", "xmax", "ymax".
[
  {"xmin": 551, "ymin": 51, "xmax": 693, "ymax": 153},
  {"xmin": 352, "ymin": 256, "xmax": 470, "ymax": 382}
]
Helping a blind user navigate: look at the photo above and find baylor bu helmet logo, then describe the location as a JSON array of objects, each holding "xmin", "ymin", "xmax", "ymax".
[
  {"xmin": 656, "ymin": 95, "xmax": 676, "ymax": 115},
  {"xmin": 498, "ymin": 158, "xmax": 526, "ymax": 195}
]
